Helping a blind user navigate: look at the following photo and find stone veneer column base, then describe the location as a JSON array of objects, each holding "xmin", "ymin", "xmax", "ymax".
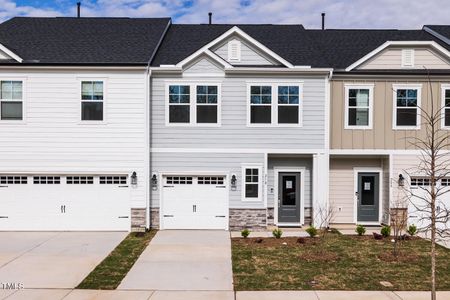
[
  {"xmin": 229, "ymin": 208, "xmax": 267, "ymax": 231},
  {"xmin": 150, "ymin": 207, "xmax": 160, "ymax": 229},
  {"xmin": 131, "ymin": 208, "xmax": 146, "ymax": 232}
]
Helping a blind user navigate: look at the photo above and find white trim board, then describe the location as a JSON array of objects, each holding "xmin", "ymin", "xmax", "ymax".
[
  {"xmin": 0, "ymin": 43, "xmax": 23, "ymax": 63},
  {"xmin": 353, "ymin": 167, "xmax": 383, "ymax": 225},
  {"xmin": 392, "ymin": 84, "xmax": 422, "ymax": 130},
  {"xmin": 441, "ymin": 84, "xmax": 450, "ymax": 130},
  {"xmin": 151, "ymin": 148, "xmax": 326, "ymax": 154},
  {"xmin": 274, "ymin": 167, "xmax": 305, "ymax": 226},
  {"xmin": 344, "ymin": 83, "xmax": 374, "ymax": 130},
  {"xmin": 345, "ymin": 41, "xmax": 450, "ymax": 72}
]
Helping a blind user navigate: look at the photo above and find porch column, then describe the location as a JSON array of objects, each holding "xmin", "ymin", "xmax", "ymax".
[{"xmin": 312, "ymin": 153, "xmax": 330, "ymax": 228}]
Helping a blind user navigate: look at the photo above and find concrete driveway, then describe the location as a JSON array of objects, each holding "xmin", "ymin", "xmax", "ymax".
[
  {"xmin": 118, "ymin": 230, "xmax": 233, "ymax": 291},
  {"xmin": 0, "ymin": 232, "xmax": 126, "ymax": 289}
]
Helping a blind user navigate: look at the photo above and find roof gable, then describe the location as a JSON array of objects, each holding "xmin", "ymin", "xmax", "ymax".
[{"xmin": 0, "ymin": 43, "xmax": 22, "ymax": 62}]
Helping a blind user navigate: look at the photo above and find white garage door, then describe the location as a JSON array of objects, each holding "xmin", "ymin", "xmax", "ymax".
[
  {"xmin": 162, "ymin": 175, "xmax": 228, "ymax": 230},
  {"xmin": 0, "ymin": 174, "xmax": 130, "ymax": 231}
]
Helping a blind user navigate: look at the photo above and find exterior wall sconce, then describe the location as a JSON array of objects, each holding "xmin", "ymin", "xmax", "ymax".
[
  {"xmin": 151, "ymin": 173, "xmax": 158, "ymax": 190},
  {"xmin": 398, "ymin": 174, "xmax": 405, "ymax": 187},
  {"xmin": 231, "ymin": 174, "xmax": 237, "ymax": 190},
  {"xmin": 131, "ymin": 171, "xmax": 138, "ymax": 186}
]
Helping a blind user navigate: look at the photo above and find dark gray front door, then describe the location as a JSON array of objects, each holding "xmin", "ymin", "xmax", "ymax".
[
  {"xmin": 357, "ymin": 172, "xmax": 379, "ymax": 222},
  {"xmin": 278, "ymin": 172, "xmax": 301, "ymax": 223}
]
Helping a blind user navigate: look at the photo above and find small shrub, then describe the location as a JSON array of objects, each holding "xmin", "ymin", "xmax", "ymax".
[
  {"xmin": 407, "ymin": 224, "xmax": 417, "ymax": 236},
  {"xmin": 305, "ymin": 226, "xmax": 317, "ymax": 238},
  {"xmin": 272, "ymin": 228, "xmax": 283, "ymax": 239},
  {"xmin": 241, "ymin": 228, "xmax": 250, "ymax": 238},
  {"xmin": 381, "ymin": 225, "xmax": 391, "ymax": 238},
  {"xmin": 355, "ymin": 225, "xmax": 366, "ymax": 236}
]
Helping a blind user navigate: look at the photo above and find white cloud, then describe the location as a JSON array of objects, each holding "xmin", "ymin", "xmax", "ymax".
[{"xmin": 0, "ymin": 0, "xmax": 448, "ymax": 29}]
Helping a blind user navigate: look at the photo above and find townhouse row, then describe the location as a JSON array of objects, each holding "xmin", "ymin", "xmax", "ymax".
[{"xmin": 0, "ymin": 17, "xmax": 449, "ymax": 231}]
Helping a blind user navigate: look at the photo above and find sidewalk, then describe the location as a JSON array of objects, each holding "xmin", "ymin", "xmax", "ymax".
[{"xmin": 2, "ymin": 289, "xmax": 450, "ymax": 300}]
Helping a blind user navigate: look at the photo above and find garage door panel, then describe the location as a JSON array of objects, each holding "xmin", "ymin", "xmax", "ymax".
[{"xmin": 162, "ymin": 175, "xmax": 228, "ymax": 230}]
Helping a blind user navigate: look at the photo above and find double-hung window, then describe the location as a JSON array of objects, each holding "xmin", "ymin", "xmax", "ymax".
[
  {"xmin": 393, "ymin": 85, "xmax": 421, "ymax": 129},
  {"xmin": 278, "ymin": 86, "xmax": 300, "ymax": 124},
  {"xmin": 250, "ymin": 86, "xmax": 272, "ymax": 124},
  {"xmin": 196, "ymin": 85, "xmax": 218, "ymax": 123},
  {"xmin": 249, "ymin": 83, "xmax": 302, "ymax": 126},
  {"xmin": 442, "ymin": 85, "xmax": 450, "ymax": 128},
  {"xmin": 1, "ymin": 80, "xmax": 23, "ymax": 120},
  {"xmin": 168, "ymin": 85, "xmax": 190, "ymax": 123},
  {"xmin": 242, "ymin": 165, "xmax": 262, "ymax": 201},
  {"xmin": 81, "ymin": 81, "xmax": 104, "ymax": 121},
  {"xmin": 345, "ymin": 85, "xmax": 373, "ymax": 129}
]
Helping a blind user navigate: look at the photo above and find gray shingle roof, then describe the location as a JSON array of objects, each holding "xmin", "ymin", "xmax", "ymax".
[{"xmin": 0, "ymin": 17, "xmax": 170, "ymax": 65}]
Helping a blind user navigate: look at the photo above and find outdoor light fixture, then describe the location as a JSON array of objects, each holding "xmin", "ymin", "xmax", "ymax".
[
  {"xmin": 231, "ymin": 174, "xmax": 237, "ymax": 189},
  {"xmin": 151, "ymin": 174, "xmax": 158, "ymax": 186},
  {"xmin": 398, "ymin": 174, "xmax": 405, "ymax": 187},
  {"xmin": 131, "ymin": 171, "xmax": 138, "ymax": 186}
]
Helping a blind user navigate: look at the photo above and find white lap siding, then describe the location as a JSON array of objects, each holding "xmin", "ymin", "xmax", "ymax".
[{"xmin": 0, "ymin": 69, "xmax": 148, "ymax": 209}]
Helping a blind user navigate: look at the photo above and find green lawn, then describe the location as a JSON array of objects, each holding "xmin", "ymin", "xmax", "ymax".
[
  {"xmin": 232, "ymin": 233, "xmax": 450, "ymax": 291},
  {"xmin": 77, "ymin": 230, "xmax": 156, "ymax": 290}
]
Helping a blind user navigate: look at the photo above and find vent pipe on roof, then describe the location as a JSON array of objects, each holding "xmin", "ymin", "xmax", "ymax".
[
  {"xmin": 321, "ymin": 12, "xmax": 325, "ymax": 30},
  {"xmin": 77, "ymin": 2, "xmax": 81, "ymax": 18},
  {"xmin": 208, "ymin": 12, "xmax": 212, "ymax": 25}
]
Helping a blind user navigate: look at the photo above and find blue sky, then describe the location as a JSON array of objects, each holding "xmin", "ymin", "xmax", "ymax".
[{"xmin": 1, "ymin": 0, "xmax": 449, "ymax": 28}]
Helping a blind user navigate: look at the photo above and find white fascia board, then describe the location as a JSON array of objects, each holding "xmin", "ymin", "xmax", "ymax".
[
  {"xmin": 175, "ymin": 26, "xmax": 294, "ymax": 69},
  {"xmin": 0, "ymin": 43, "xmax": 23, "ymax": 63},
  {"xmin": 345, "ymin": 41, "xmax": 450, "ymax": 72},
  {"xmin": 424, "ymin": 26, "xmax": 450, "ymax": 45}
]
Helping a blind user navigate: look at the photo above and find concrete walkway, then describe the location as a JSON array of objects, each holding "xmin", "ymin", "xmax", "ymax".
[
  {"xmin": 1, "ymin": 289, "xmax": 450, "ymax": 300},
  {"xmin": 0, "ymin": 232, "xmax": 126, "ymax": 289},
  {"xmin": 118, "ymin": 230, "xmax": 233, "ymax": 291}
]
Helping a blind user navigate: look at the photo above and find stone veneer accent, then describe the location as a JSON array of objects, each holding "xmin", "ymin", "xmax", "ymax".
[
  {"xmin": 150, "ymin": 207, "xmax": 160, "ymax": 229},
  {"xmin": 229, "ymin": 208, "xmax": 267, "ymax": 231},
  {"xmin": 131, "ymin": 208, "xmax": 146, "ymax": 232}
]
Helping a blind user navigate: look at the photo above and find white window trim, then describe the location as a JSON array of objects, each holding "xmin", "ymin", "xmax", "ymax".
[
  {"xmin": 392, "ymin": 84, "xmax": 422, "ymax": 130},
  {"xmin": 401, "ymin": 49, "xmax": 415, "ymax": 68},
  {"xmin": 78, "ymin": 78, "xmax": 107, "ymax": 125},
  {"xmin": 441, "ymin": 84, "xmax": 450, "ymax": 130},
  {"xmin": 241, "ymin": 164, "xmax": 263, "ymax": 202},
  {"xmin": 246, "ymin": 82, "xmax": 303, "ymax": 127},
  {"xmin": 228, "ymin": 40, "xmax": 241, "ymax": 62},
  {"xmin": 165, "ymin": 82, "xmax": 222, "ymax": 127},
  {"xmin": 0, "ymin": 78, "xmax": 26, "ymax": 124},
  {"xmin": 344, "ymin": 84, "xmax": 374, "ymax": 130}
]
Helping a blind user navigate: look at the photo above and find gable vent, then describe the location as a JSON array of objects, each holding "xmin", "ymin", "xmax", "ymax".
[
  {"xmin": 228, "ymin": 40, "xmax": 241, "ymax": 62},
  {"xmin": 401, "ymin": 49, "xmax": 415, "ymax": 67}
]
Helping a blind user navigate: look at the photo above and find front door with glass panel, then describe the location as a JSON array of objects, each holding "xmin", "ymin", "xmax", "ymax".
[
  {"xmin": 278, "ymin": 172, "xmax": 301, "ymax": 223},
  {"xmin": 357, "ymin": 172, "xmax": 379, "ymax": 222}
]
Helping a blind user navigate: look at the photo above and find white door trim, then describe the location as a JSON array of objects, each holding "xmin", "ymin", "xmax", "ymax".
[
  {"xmin": 274, "ymin": 167, "xmax": 305, "ymax": 226},
  {"xmin": 353, "ymin": 167, "xmax": 383, "ymax": 225},
  {"xmin": 159, "ymin": 171, "xmax": 230, "ymax": 230}
]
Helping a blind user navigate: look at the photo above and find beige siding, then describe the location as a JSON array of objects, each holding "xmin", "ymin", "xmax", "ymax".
[
  {"xmin": 331, "ymin": 78, "xmax": 450, "ymax": 150},
  {"xmin": 329, "ymin": 157, "xmax": 384, "ymax": 223},
  {"xmin": 359, "ymin": 47, "xmax": 450, "ymax": 69}
]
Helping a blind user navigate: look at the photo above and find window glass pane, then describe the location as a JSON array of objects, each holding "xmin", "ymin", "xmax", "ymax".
[
  {"xmin": 245, "ymin": 184, "xmax": 258, "ymax": 198},
  {"xmin": 397, "ymin": 89, "xmax": 407, "ymax": 98},
  {"xmin": 196, "ymin": 86, "xmax": 206, "ymax": 94},
  {"xmin": 349, "ymin": 108, "xmax": 369, "ymax": 126},
  {"xmin": 1, "ymin": 81, "xmax": 12, "ymax": 99},
  {"xmin": 261, "ymin": 86, "xmax": 271, "ymax": 95},
  {"xmin": 289, "ymin": 96, "xmax": 299, "ymax": 104},
  {"xmin": 93, "ymin": 82, "xmax": 103, "ymax": 100},
  {"xmin": 208, "ymin": 86, "xmax": 217, "ymax": 94},
  {"xmin": 278, "ymin": 95, "xmax": 288, "ymax": 104},
  {"xmin": 12, "ymin": 81, "xmax": 22, "ymax": 99},
  {"xmin": 356, "ymin": 89, "xmax": 369, "ymax": 106},
  {"xmin": 207, "ymin": 95, "xmax": 217, "ymax": 104},
  {"xmin": 250, "ymin": 95, "xmax": 261, "ymax": 104},
  {"xmin": 81, "ymin": 102, "xmax": 103, "ymax": 121},
  {"xmin": 289, "ymin": 86, "xmax": 299, "ymax": 95},
  {"xmin": 261, "ymin": 96, "xmax": 271, "ymax": 104},
  {"xmin": 197, "ymin": 106, "xmax": 217, "ymax": 123},
  {"xmin": 169, "ymin": 95, "xmax": 179, "ymax": 103},
  {"xmin": 197, "ymin": 95, "xmax": 206, "ymax": 103},
  {"xmin": 397, "ymin": 108, "xmax": 417, "ymax": 126},
  {"xmin": 1, "ymin": 102, "xmax": 22, "ymax": 120},
  {"xmin": 278, "ymin": 86, "xmax": 288, "ymax": 95},
  {"xmin": 180, "ymin": 95, "xmax": 190, "ymax": 103},
  {"xmin": 81, "ymin": 82, "xmax": 93, "ymax": 100},
  {"xmin": 445, "ymin": 109, "xmax": 450, "ymax": 127},
  {"xmin": 169, "ymin": 85, "xmax": 179, "ymax": 94},
  {"xmin": 169, "ymin": 105, "xmax": 190, "ymax": 123},
  {"xmin": 251, "ymin": 106, "xmax": 271, "ymax": 123},
  {"xmin": 278, "ymin": 106, "xmax": 298, "ymax": 124},
  {"xmin": 180, "ymin": 86, "xmax": 190, "ymax": 94},
  {"xmin": 250, "ymin": 86, "xmax": 261, "ymax": 94}
]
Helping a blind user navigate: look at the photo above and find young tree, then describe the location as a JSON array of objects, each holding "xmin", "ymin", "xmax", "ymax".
[{"xmin": 401, "ymin": 73, "xmax": 450, "ymax": 300}]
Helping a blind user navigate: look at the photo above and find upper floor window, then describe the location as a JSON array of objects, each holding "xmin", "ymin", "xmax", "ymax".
[
  {"xmin": 169, "ymin": 85, "xmax": 190, "ymax": 123},
  {"xmin": 442, "ymin": 86, "xmax": 450, "ymax": 128},
  {"xmin": 248, "ymin": 83, "xmax": 302, "ymax": 126},
  {"xmin": 393, "ymin": 85, "xmax": 421, "ymax": 130},
  {"xmin": 250, "ymin": 86, "xmax": 272, "ymax": 124},
  {"xmin": 196, "ymin": 85, "xmax": 218, "ymax": 124},
  {"xmin": 345, "ymin": 85, "xmax": 373, "ymax": 129},
  {"xmin": 0, "ymin": 80, "xmax": 23, "ymax": 120},
  {"xmin": 81, "ymin": 81, "xmax": 103, "ymax": 121},
  {"xmin": 167, "ymin": 84, "xmax": 220, "ymax": 126}
]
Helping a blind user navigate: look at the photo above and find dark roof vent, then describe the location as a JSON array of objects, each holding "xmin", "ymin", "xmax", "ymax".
[
  {"xmin": 321, "ymin": 12, "xmax": 325, "ymax": 30},
  {"xmin": 208, "ymin": 12, "xmax": 212, "ymax": 25},
  {"xmin": 77, "ymin": 2, "xmax": 81, "ymax": 18}
]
